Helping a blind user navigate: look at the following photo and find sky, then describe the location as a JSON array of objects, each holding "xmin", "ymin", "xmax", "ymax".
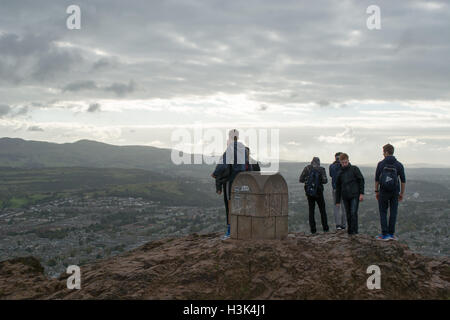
[{"xmin": 1, "ymin": 0, "xmax": 450, "ymax": 166}]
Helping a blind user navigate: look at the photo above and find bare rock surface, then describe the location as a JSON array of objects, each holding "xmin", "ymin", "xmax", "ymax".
[{"xmin": 1, "ymin": 232, "xmax": 449, "ymax": 299}]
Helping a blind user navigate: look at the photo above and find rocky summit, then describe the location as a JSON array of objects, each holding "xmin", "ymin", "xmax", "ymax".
[{"xmin": 0, "ymin": 232, "xmax": 449, "ymax": 299}]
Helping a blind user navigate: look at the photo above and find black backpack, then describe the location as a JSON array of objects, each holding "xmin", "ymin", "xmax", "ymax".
[
  {"xmin": 379, "ymin": 164, "xmax": 398, "ymax": 193},
  {"xmin": 305, "ymin": 167, "xmax": 320, "ymax": 197}
]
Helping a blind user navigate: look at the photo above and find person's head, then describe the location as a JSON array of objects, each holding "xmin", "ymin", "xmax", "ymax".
[
  {"xmin": 334, "ymin": 152, "xmax": 342, "ymax": 162},
  {"xmin": 339, "ymin": 153, "xmax": 349, "ymax": 167},
  {"xmin": 311, "ymin": 156, "xmax": 320, "ymax": 167},
  {"xmin": 383, "ymin": 143, "xmax": 394, "ymax": 157},
  {"xmin": 228, "ymin": 129, "xmax": 239, "ymax": 144}
]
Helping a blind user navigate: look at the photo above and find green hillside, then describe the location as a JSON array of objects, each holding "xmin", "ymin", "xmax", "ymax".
[{"xmin": 0, "ymin": 166, "xmax": 217, "ymax": 209}]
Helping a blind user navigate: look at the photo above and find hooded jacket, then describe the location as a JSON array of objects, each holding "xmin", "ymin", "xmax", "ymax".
[
  {"xmin": 299, "ymin": 157, "xmax": 328, "ymax": 194},
  {"xmin": 335, "ymin": 163, "xmax": 365, "ymax": 202},
  {"xmin": 329, "ymin": 160, "xmax": 342, "ymax": 190},
  {"xmin": 375, "ymin": 155, "xmax": 406, "ymax": 194}
]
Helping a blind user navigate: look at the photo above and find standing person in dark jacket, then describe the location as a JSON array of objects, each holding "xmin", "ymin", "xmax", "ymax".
[
  {"xmin": 335, "ymin": 153, "xmax": 365, "ymax": 235},
  {"xmin": 374, "ymin": 144, "xmax": 406, "ymax": 241},
  {"xmin": 329, "ymin": 152, "xmax": 346, "ymax": 231},
  {"xmin": 299, "ymin": 157, "xmax": 329, "ymax": 234}
]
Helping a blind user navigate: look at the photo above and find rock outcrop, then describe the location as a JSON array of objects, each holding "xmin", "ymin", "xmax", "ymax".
[{"xmin": 1, "ymin": 232, "xmax": 449, "ymax": 299}]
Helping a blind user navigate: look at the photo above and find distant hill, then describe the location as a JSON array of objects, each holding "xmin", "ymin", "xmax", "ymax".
[
  {"xmin": 0, "ymin": 232, "xmax": 448, "ymax": 299},
  {"xmin": 0, "ymin": 137, "xmax": 211, "ymax": 181},
  {"xmin": 1, "ymin": 137, "xmax": 450, "ymax": 193}
]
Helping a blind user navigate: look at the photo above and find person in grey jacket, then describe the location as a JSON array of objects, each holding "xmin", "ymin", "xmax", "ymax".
[{"xmin": 299, "ymin": 157, "xmax": 329, "ymax": 234}]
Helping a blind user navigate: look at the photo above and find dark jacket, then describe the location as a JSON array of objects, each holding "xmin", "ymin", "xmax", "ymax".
[
  {"xmin": 375, "ymin": 155, "xmax": 406, "ymax": 194},
  {"xmin": 214, "ymin": 164, "xmax": 231, "ymax": 193},
  {"xmin": 213, "ymin": 156, "xmax": 260, "ymax": 193},
  {"xmin": 335, "ymin": 163, "xmax": 365, "ymax": 202},
  {"xmin": 299, "ymin": 157, "xmax": 328, "ymax": 194},
  {"xmin": 329, "ymin": 160, "xmax": 342, "ymax": 190}
]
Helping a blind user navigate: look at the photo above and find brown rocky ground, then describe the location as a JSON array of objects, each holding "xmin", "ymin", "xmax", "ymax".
[{"xmin": 0, "ymin": 232, "xmax": 449, "ymax": 299}]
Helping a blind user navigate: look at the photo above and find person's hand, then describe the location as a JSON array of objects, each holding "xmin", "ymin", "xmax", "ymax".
[
  {"xmin": 216, "ymin": 190, "xmax": 222, "ymax": 195},
  {"xmin": 336, "ymin": 203, "xmax": 340, "ymax": 207},
  {"xmin": 376, "ymin": 193, "xmax": 379, "ymax": 201},
  {"xmin": 359, "ymin": 194, "xmax": 364, "ymax": 202},
  {"xmin": 399, "ymin": 193, "xmax": 404, "ymax": 201},
  {"xmin": 211, "ymin": 173, "xmax": 216, "ymax": 178}
]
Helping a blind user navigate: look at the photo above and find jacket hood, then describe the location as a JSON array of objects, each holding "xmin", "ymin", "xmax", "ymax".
[
  {"xmin": 311, "ymin": 157, "xmax": 320, "ymax": 168},
  {"xmin": 384, "ymin": 155, "xmax": 397, "ymax": 164}
]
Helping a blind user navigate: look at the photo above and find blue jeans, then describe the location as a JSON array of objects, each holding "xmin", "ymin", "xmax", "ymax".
[
  {"xmin": 378, "ymin": 192, "xmax": 399, "ymax": 235},
  {"xmin": 342, "ymin": 197, "xmax": 359, "ymax": 234}
]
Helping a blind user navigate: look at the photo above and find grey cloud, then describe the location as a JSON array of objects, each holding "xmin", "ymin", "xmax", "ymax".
[
  {"xmin": 63, "ymin": 81, "xmax": 98, "ymax": 92},
  {"xmin": 92, "ymin": 57, "xmax": 120, "ymax": 71},
  {"xmin": 1, "ymin": 0, "xmax": 450, "ymax": 104},
  {"xmin": 87, "ymin": 103, "xmax": 101, "ymax": 113},
  {"xmin": 0, "ymin": 32, "xmax": 84, "ymax": 83},
  {"xmin": 27, "ymin": 125, "xmax": 44, "ymax": 132},
  {"xmin": 0, "ymin": 104, "xmax": 11, "ymax": 117},
  {"xmin": 104, "ymin": 80, "xmax": 136, "ymax": 96},
  {"xmin": 317, "ymin": 100, "xmax": 331, "ymax": 108},
  {"xmin": 0, "ymin": 104, "xmax": 29, "ymax": 118},
  {"xmin": 62, "ymin": 80, "xmax": 136, "ymax": 97}
]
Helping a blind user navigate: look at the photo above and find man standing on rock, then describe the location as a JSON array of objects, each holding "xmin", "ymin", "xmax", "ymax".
[
  {"xmin": 375, "ymin": 143, "xmax": 406, "ymax": 241},
  {"xmin": 329, "ymin": 152, "xmax": 346, "ymax": 231},
  {"xmin": 299, "ymin": 157, "xmax": 329, "ymax": 234},
  {"xmin": 335, "ymin": 153, "xmax": 365, "ymax": 235}
]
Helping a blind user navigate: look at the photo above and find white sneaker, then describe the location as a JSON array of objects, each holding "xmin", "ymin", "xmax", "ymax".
[{"xmin": 221, "ymin": 234, "xmax": 230, "ymax": 240}]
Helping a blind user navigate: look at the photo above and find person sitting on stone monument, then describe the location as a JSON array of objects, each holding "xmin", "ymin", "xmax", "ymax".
[{"xmin": 211, "ymin": 129, "xmax": 248, "ymax": 239}]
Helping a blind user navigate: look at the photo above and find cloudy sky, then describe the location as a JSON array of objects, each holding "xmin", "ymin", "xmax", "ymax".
[{"xmin": 1, "ymin": 0, "xmax": 450, "ymax": 166}]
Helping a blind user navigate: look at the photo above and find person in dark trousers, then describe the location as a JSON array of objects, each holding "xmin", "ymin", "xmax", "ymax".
[
  {"xmin": 329, "ymin": 152, "xmax": 346, "ymax": 231},
  {"xmin": 335, "ymin": 153, "xmax": 365, "ymax": 235},
  {"xmin": 213, "ymin": 146, "xmax": 260, "ymax": 222},
  {"xmin": 375, "ymin": 143, "xmax": 406, "ymax": 241},
  {"xmin": 299, "ymin": 157, "xmax": 329, "ymax": 234},
  {"xmin": 211, "ymin": 129, "xmax": 248, "ymax": 239}
]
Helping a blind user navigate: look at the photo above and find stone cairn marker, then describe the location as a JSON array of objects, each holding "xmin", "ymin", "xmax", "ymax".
[{"xmin": 230, "ymin": 172, "xmax": 288, "ymax": 240}]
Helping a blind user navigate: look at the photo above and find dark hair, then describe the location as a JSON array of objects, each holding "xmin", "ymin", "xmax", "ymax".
[
  {"xmin": 339, "ymin": 153, "xmax": 349, "ymax": 161},
  {"xmin": 383, "ymin": 144, "xmax": 394, "ymax": 155},
  {"xmin": 335, "ymin": 152, "xmax": 342, "ymax": 158}
]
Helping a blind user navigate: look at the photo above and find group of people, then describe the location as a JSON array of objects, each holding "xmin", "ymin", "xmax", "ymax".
[
  {"xmin": 299, "ymin": 144, "xmax": 406, "ymax": 241},
  {"xmin": 211, "ymin": 129, "xmax": 406, "ymax": 241}
]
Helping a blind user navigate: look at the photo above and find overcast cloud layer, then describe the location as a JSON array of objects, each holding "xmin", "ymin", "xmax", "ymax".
[{"xmin": 1, "ymin": 0, "xmax": 450, "ymax": 165}]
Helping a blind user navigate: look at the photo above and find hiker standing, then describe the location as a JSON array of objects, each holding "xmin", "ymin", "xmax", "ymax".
[
  {"xmin": 211, "ymin": 129, "xmax": 248, "ymax": 239},
  {"xmin": 375, "ymin": 144, "xmax": 406, "ymax": 241},
  {"xmin": 335, "ymin": 153, "xmax": 365, "ymax": 235},
  {"xmin": 329, "ymin": 152, "xmax": 346, "ymax": 231},
  {"xmin": 299, "ymin": 157, "xmax": 329, "ymax": 234}
]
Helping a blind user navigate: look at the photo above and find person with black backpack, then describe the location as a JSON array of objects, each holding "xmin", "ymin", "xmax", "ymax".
[
  {"xmin": 299, "ymin": 157, "xmax": 329, "ymax": 234},
  {"xmin": 335, "ymin": 153, "xmax": 365, "ymax": 235},
  {"xmin": 375, "ymin": 144, "xmax": 406, "ymax": 241}
]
